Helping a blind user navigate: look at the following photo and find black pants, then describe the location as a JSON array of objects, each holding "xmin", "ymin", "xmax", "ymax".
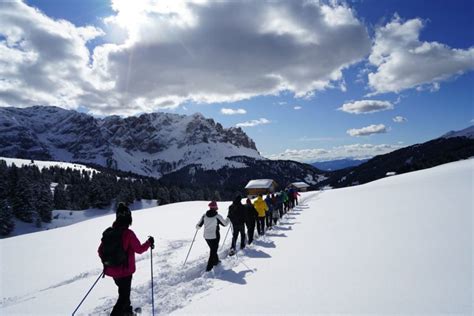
[
  {"xmin": 245, "ymin": 220, "xmax": 256, "ymax": 244},
  {"xmin": 278, "ymin": 205, "xmax": 284, "ymax": 218},
  {"xmin": 266, "ymin": 211, "xmax": 273, "ymax": 228},
  {"xmin": 256, "ymin": 217, "xmax": 265, "ymax": 235},
  {"xmin": 205, "ymin": 237, "xmax": 220, "ymax": 271},
  {"xmin": 111, "ymin": 275, "xmax": 132, "ymax": 316},
  {"xmin": 231, "ymin": 224, "xmax": 246, "ymax": 250}
]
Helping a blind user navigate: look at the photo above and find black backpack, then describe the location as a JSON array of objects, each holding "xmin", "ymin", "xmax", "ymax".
[{"xmin": 101, "ymin": 227, "xmax": 128, "ymax": 267}]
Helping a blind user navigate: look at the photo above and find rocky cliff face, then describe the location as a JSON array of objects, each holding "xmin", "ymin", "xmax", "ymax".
[{"xmin": 0, "ymin": 106, "xmax": 261, "ymax": 177}]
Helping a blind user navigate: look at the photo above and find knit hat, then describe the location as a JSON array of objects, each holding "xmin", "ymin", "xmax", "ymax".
[
  {"xmin": 116, "ymin": 202, "xmax": 132, "ymax": 226},
  {"xmin": 208, "ymin": 200, "xmax": 218, "ymax": 210}
]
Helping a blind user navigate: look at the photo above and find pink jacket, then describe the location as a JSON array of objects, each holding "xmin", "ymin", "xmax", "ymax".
[{"xmin": 98, "ymin": 227, "xmax": 151, "ymax": 278}]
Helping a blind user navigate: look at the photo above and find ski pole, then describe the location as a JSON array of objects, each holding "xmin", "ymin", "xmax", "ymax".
[
  {"xmin": 150, "ymin": 246, "xmax": 155, "ymax": 316},
  {"xmin": 220, "ymin": 225, "xmax": 231, "ymax": 250},
  {"xmin": 72, "ymin": 270, "xmax": 104, "ymax": 316},
  {"xmin": 183, "ymin": 229, "xmax": 198, "ymax": 267}
]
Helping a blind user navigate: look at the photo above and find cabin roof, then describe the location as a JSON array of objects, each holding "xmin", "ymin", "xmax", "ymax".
[
  {"xmin": 290, "ymin": 182, "xmax": 310, "ymax": 188},
  {"xmin": 245, "ymin": 179, "xmax": 275, "ymax": 189}
]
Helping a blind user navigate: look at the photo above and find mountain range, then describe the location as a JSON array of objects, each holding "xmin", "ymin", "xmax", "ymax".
[
  {"xmin": 0, "ymin": 106, "xmax": 262, "ymax": 178},
  {"xmin": 1, "ymin": 106, "xmax": 473, "ymax": 194},
  {"xmin": 319, "ymin": 125, "xmax": 474, "ymax": 188},
  {"xmin": 0, "ymin": 106, "xmax": 327, "ymax": 190},
  {"xmin": 311, "ymin": 158, "xmax": 369, "ymax": 171}
]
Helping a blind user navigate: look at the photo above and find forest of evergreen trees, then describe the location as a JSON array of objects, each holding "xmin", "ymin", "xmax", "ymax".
[{"xmin": 0, "ymin": 160, "xmax": 233, "ymax": 236}]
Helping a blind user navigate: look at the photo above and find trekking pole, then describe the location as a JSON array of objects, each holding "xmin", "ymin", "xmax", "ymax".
[
  {"xmin": 150, "ymin": 246, "xmax": 155, "ymax": 316},
  {"xmin": 220, "ymin": 225, "xmax": 232, "ymax": 250},
  {"xmin": 183, "ymin": 229, "xmax": 198, "ymax": 267},
  {"xmin": 72, "ymin": 270, "xmax": 104, "ymax": 316}
]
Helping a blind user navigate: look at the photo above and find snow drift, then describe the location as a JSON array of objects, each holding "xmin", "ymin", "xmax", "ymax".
[{"xmin": 0, "ymin": 159, "xmax": 472, "ymax": 315}]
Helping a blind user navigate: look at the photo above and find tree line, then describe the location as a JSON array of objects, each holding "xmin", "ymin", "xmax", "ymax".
[{"xmin": 0, "ymin": 160, "xmax": 231, "ymax": 236}]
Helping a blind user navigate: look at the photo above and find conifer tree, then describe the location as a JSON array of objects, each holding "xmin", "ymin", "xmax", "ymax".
[
  {"xmin": 53, "ymin": 182, "xmax": 68, "ymax": 209},
  {"xmin": 0, "ymin": 197, "xmax": 14, "ymax": 235},
  {"xmin": 11, "ymin": 176, "xmax": 35, "ymax": 222},
  {"xmin": 35, "ymin": 181, "xmax": 53, "ymax": 223},
  {"xmin": 0, "ymin": 168, "xmax": 14, "ymax": 235}
]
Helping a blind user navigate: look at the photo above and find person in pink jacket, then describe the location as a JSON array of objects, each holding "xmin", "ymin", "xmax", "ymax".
[{"xmin": 98, "ymin": 203, "xmax": 154, "ymax": 316}]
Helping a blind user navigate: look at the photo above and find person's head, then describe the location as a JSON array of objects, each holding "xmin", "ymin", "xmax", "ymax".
[
  {"xmin": 233, "ymin": 195, "xmax": 241, "ymax": 204},
  {"xmin": 258, "ymin": 194, "xmax": 263, "ymax": 200},
  {"xmin": 246, "ymin": 198, "xmax": 252, "ymax": 205},
  {"xmin": 208, "ymin": 200, "xmax": 218, "ymax": 211},
  {"xmin": 116, "ymin": 202, "xmax": 132, "ymax": 227}
]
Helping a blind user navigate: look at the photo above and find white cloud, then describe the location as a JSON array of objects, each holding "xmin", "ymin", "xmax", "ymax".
[
  {"xmin": 367, "ymin": 15, "xmax": 474, "ymax": 94},
  {"xmin": 0, "ymin": 0, "xmax": 371, "ymax": 115},
  {"xmin": 236, "ymin": 118, "xmax": 271, "ymax": 128},
  {"xmin": 294, "ymin": 106, "xmax": 302, "ymax": 110},
  {"xmin": 347, "ymin": 124, "xmax": 387, "ymax": 136},
  {"xmin": 338, "ymin": 99, "xmax": 393, "ymax": 114},
  {"xmin": 266, "ymin": 143, "xmax": 402, "ymax": 162},
  {"xmin": 393, "ymin": 116, "xmax": 407, "ymax": 123},
  {"xmin": 0, "ymin": 1, "xmax": 105, "ymax": 110},
  {"xmin": 220, "ymin": 108, "xmax": 247, "ymax": 115}
]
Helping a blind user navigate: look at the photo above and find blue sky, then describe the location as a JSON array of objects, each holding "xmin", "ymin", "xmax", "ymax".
[{"xmin": 1, "ymin": 0, "xmax": 473, "ymax": 162}]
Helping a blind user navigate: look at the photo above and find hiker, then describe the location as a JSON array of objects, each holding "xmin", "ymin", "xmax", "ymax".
[
  {"xmin": 264, "ymin": 194, "xmax": 273, "ymax": 230},
  {"xmin": 272, "ymin": 193, "xmax": 280, "ymax": 225},
  {"xmin": 227, "ymin": 195, "xmax": 247, "ymax": 255},
  {"xmin": 245, "ymin": 198, "xmax": 258, "ymax": 244},
  {"xmin": 282, "ymin": 190, "xmax": 289, "ymax": 213},
  {"xmin": 288, "ymin": 187, "xmax": 296, "ymax": 209},
  {"xmin": 294, "ymin": 190, "xmax": 301, "ymax": 206},
  {"xmin": 98, "ymin": 203, "xmax": 154, "ymax": 316},
  {"xmin": 253, "ymin": 194, "xmax": 268, "ymax": 236},
  {"xmin": 196, "ymin": 200, "xmax": 230, "ymax": 271},
  {"xmin": 276, "ymin": 191, "xmax": 284, "ymax": 218}
]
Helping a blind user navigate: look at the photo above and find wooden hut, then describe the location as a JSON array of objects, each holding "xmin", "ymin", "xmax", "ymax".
[
  {"xmin": 245, "ymin": 179, "xmax": 278, "ymax": 197},
  {"xmin": 289, "ymin": 182, "xmax": 310, "ymax": 192}
]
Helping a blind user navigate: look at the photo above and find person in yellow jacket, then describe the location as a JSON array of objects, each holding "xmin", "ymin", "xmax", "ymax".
[{"xmin": 253, "ymin": 194, "xmax": 268, "ymax": 236}]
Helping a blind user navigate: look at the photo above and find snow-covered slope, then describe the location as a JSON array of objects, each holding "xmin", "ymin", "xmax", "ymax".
[
  {"xmin": 4, "ymin": 199, "xmax": 159, "ymax": 238},
  {"xmin": 0, "ymin": 106, "xmax": 262, "ymax": 178},
  {"xmin": 1, "ymin": 156, "xmax": 100, "ymax": 174},
  {"xmin": 442, "ymin": 125, "xmax": 474, "ymax": 139},
  {"xmin": 0, "ymin": 159, "xmax": 472, "ymax": 315}
]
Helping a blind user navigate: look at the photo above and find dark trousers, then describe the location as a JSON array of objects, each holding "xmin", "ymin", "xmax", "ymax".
[
  {"xmin": 266, "ymin": 211, "xmax": 273, "ymax": 228},
  {"xmin": 111, "ymin": 275, "xmax": 132, "ymax": 316},
  {"xmin": 245, "ymin": 220, "xmax": 256, "ymax": 244},
  {"xmin": 231, "ymin": 224, "xmax": 246, "ymax": 250},
  {"xmin": 256, "ymin": 217, "xmax": 265, "ymax": 235},
  {"xmin": 205, "ymin": 237, "xmax": 220, "ymax": 271},
  {"xmin": 278, "ymin": 205, "xmax": 284, "ymax": 218}
]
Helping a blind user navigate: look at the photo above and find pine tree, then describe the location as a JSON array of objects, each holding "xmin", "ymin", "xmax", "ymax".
[
  {"xmin": 53, "ymin": 182, "xmax": 68, "ymax": 209},
  {"xmin": 212, "ymin": 190, "xmax": 222, "ymax": 201},
  {"xmin": 169, "ymin": 186, "xmax": 180, "ymax": 203},
  {"xmin": 11, "ymin": 176, "xmax": 35, "ymax": 222},
  {"xmin": 89, "ymin": 177, "xmax": 108, "ymax": 208},
  {"xmin": 0, "ymin": 168, "xmax": 15, "ymax": 236},
  {"xmin": 156, "ymin": 187, "xmax": 170, "ymax": 205},
  {"xmin": 0, "ymin": 197, "xmax": 14, "ymax": 235},
  {"xmin": 35, "ymin": 181, "xmax": 53, "ymax": 223}
]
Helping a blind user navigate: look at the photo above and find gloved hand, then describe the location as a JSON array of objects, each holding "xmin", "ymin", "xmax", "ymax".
[
  {"xmin": 148, "ymin": 236, "xmax": 155, "ymax": 249},
  {"xmin": 196, "ymin": 224, "xmax": 201, "ymax": 230}
]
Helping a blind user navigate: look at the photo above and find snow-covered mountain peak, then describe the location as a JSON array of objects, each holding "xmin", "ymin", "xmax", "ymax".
[
  {"xmin": 441, "ymin": 125, "xmax": 474, "ymax": 139},
  {"xmin": 0, "ymin": 106, "xmax": 262, "ymax": 177}
]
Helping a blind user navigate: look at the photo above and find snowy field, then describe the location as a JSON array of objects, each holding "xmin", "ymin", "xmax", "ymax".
[
  {"xmin": 4, "ymin": 199, "xmax": 159, "ymax": 238},
  {"xmin": 0, "ymin": 159, "xmax": 472, "ymax": 315},
  {"xmin": 1, "ymin": 157, "xmax": 100, "ymax": 174}
]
